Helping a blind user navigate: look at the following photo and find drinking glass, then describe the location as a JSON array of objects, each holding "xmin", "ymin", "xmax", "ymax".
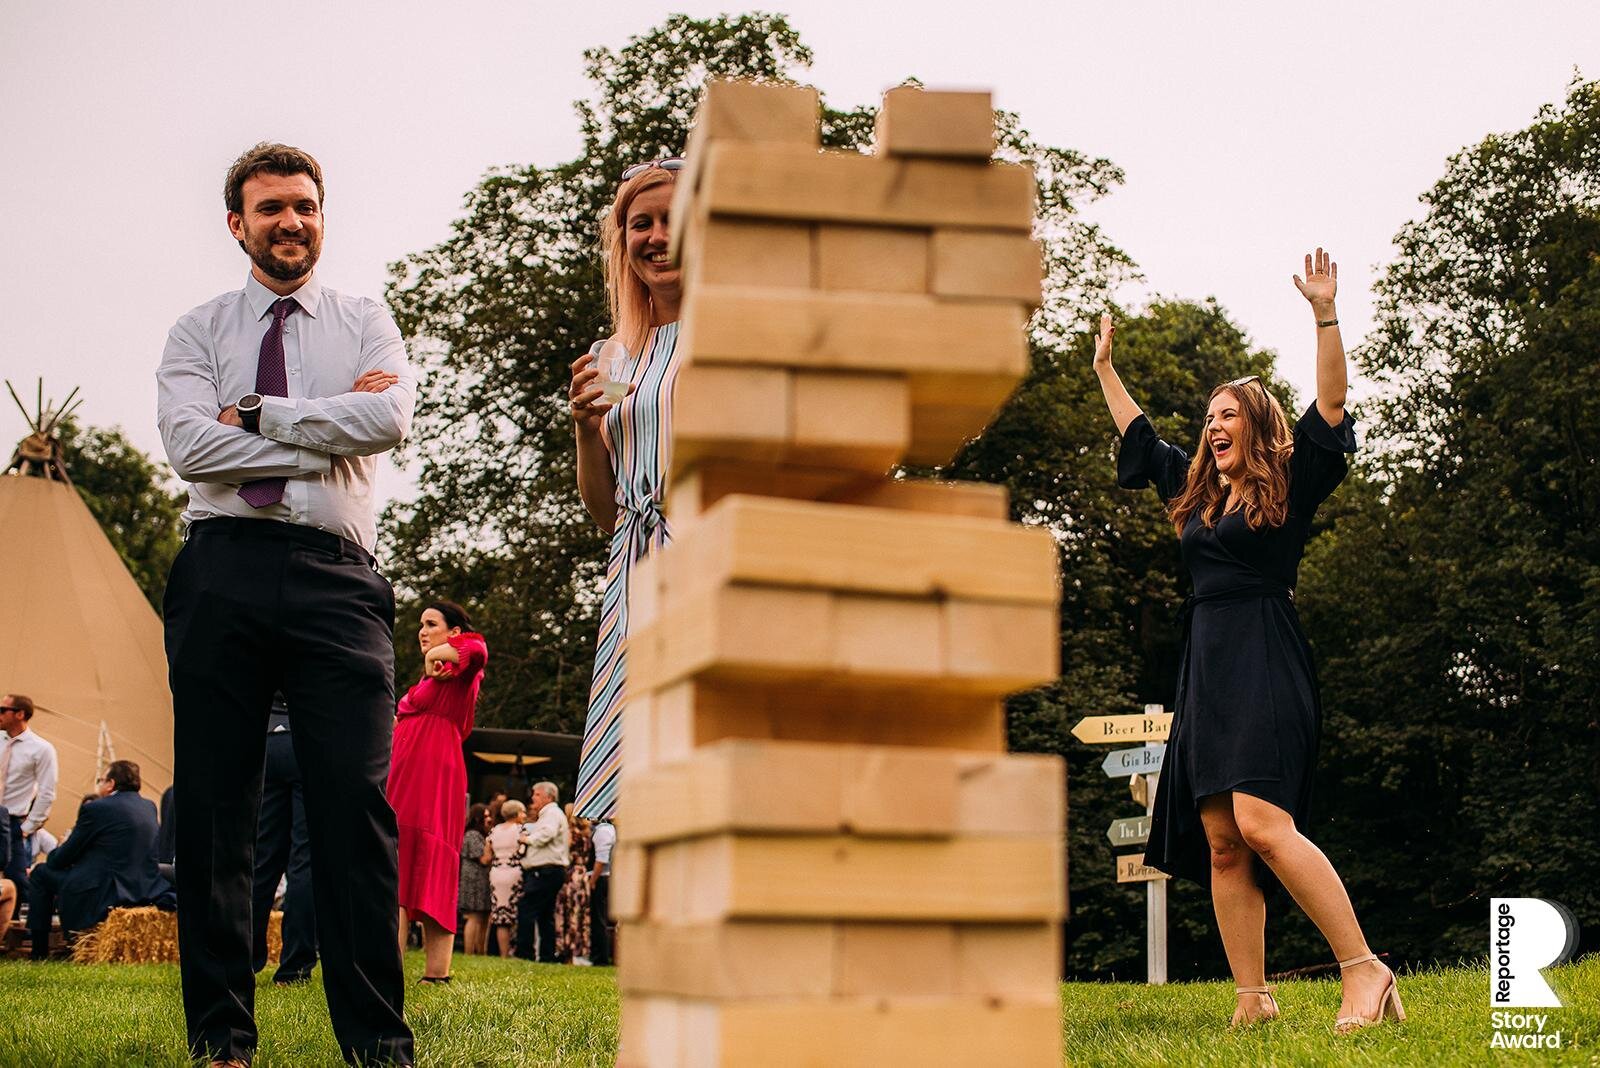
[{"xmin": 589, "ymin": 340, "xmax": 632, "ymax": 404}]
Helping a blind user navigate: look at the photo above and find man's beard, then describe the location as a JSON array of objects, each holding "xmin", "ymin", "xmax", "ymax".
[{"xmin": 241, "ymin": 226, "xmax": 320, "ymax": 282}]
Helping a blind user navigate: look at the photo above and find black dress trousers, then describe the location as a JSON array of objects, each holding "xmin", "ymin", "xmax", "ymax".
[
  {"xmin": 164, "ymin": 518, "xmax": 413, "ymax": 1066},
  {"xmin": 251, "ymin": 710, "xmax": 318, "ymax": 982}
]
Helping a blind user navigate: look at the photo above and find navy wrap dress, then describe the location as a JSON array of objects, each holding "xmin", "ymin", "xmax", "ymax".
[{"xmin": 1117, "ymin": 402, "xmax": 1356, "ymax": 886}]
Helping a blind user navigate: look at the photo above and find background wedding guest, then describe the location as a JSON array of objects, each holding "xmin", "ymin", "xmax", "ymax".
[
  {"xmin": 516, "ymin": 782, "xmax": 569, "ymax": 963},
  {"xmin": 1, "ymin": 693, "xmax": 58, "ymax": 907},
  {"xmin": 251, "ymin": 695, "xmax": 316, "ymax": 984},
  {"xmin": 554, "ymin": 807, "xmax": 592, "ymax": 964},
  {"xmin": 588, "ymin": 817, "xmax": 616, "ymax": 967},
  {"xmin": 156, "ymin": 141, "xmax": 416, "ymax": 1065},
  {"xmin": 484, "ymin": 800, "xmax": 526, "ymax": 958},
  {"xmin": 458, "ymin": 803, "xmax": 491, "ymax": 956},
  {"xmin": 28, "ymin": 761, "xmax": 170, "ymax": 957},
  {"xmin": 389, "ymin": 601, "xmax": 487, "ymax": 984}
]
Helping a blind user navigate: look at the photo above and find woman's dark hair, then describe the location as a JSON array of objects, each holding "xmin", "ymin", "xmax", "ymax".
[
  {"xmin": 426, "ymin": 600, "xmax": 473, "ymax": 632},
  {"xmin": 467, "ymin": 802, "xmax": 490, "ymax": 835},
  {"xmin": 105, "ymin": 760, "xmax": 142, "ymax": 792}
]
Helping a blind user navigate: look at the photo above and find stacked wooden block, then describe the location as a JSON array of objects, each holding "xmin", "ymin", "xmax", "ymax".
[{"xmin": 615, "ymin": 80, "xmax": 1065, "ymax": 1067}]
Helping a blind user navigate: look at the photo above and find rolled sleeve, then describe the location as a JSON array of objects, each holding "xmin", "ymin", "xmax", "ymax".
[{"xmin": 20, "ymin": 743, "xmax": 56, "ymax": 834}]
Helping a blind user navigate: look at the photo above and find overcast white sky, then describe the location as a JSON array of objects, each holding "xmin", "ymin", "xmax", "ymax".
[{"xmin": 3, "ymin": 2, "xmax": 1596, "ymax": 503}]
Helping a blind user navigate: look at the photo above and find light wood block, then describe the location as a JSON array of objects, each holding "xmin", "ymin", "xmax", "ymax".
[
  {"xmin": 619, "ymin": 739, "xmax": 1061, "ymax": 843},
  {"xmin": 680, "ymin": 285, "xmax": 1027, "ymax": 377},
  {"xmin": 683, "ymin": 217, "xmax": 813, "ymax": 290},
  {"xmin": 629, "ymin": 584, "xmax": 1058, "ymax": 694},
  {"xmin": 634, "ymin": 679, "xmax": 1007, "ymax": 765},
  {"xmin": 690, "ymin": 79, "xmax": 821, "ymax": 151},
  {"xmin": 788, "ymin": 372, "xmax": 909, "ymax": 472},
  {"xmin": 874, "ymin": 86, "xmax": 996, "ymax": 159},
  {"xmin": 931, "ymin": 230, "xmax": 1043, "ymax": 307},
  {"xmin": 611, "ymin": 842, "xmax": 648, "ymax": 920},
  {"xmin": 905, "ymin": 370, "xmax": 1024, "ymax": 465},
  {"xmin": 673, "ymin": 363, "xmax": 792, "ymax": 466},
  {"xmin": 815, "ymin": 224, "xmax": 928, "ymax": 293},
  {"xmin": 621, "ymin": 995, "xmax": 1060, "ymax": 1067},
  {"xmin": 666, "ymin": 463, "xmax": 1008, "ymax": 526},
  {"xmin": 617, "ymin": 920, "xmax": 1060, "ymax": 1001},
  {"xmin": 646, "ymin": 833, "xmax": 1062, "ymax": 922},
  {"xmin": 649, "ymin": 493, "xmax": 1059, "ymax": 607},
  {"xmin": 693, "ymin": 141, "xmax": 1034, "ymax": 231}
]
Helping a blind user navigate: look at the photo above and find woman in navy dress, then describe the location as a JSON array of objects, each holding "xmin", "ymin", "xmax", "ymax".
[{"xmin": 1095, "ymin": 250, "xmax": 1404, "ymax": 1033}]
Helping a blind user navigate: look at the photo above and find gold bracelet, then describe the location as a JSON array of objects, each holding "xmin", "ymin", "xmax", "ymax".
[{"xmin": 1316, "ymin": 318, "xmax": 1339, "ymax": 328}]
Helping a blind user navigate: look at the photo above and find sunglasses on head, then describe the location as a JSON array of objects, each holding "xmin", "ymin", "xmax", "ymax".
[
  {"xmin": 1224, "ymin": 375, "xmax": 1262, "ymax": 390},
  {"xmin": 621, "ymin": 157, "xmax": 685, "ymax": 181}
]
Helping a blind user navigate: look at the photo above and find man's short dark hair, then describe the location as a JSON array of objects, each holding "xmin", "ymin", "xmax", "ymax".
[
  {"xmin": 224, "ymin": 142, "xmax": 325, "ymax": 215},
  {"xmin": 3, "ymin": 694, "xmax": 34, "ymax": 720},
  {"xmin": 105, "ymin": 760, "xmax": 141, "ymax": 793}
]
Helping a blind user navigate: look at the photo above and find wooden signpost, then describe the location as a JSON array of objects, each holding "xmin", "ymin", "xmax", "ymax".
[{"xmin": 1074, "ymin": 705, "xmax": 1169, "ymax": 985}]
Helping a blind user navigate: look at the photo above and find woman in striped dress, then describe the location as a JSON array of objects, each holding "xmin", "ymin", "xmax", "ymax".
[{"xmin": 570, "ymin": 158, "xmax": 683, "ymax": 820}]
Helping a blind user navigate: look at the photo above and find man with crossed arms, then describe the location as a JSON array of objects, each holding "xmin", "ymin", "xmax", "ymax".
[{"xmin": 156, "ymin": 142, "xmax": 415, "ymax": 1067}]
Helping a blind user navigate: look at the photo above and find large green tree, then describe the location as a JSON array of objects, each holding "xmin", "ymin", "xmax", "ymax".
[
  {"xmin": 1298, "ymin": 76, "xmax": 1600, "ymax": 961},
  {"xmin": 57, "ymin": 421, "xmax": 184, "ymax": 608}
]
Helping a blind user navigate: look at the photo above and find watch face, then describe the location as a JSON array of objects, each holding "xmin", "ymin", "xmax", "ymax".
[{"xmin": 240, "ymin": 393, "xmax": 262, "ymax": 411}]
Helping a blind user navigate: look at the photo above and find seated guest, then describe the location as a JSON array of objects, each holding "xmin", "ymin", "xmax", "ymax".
[
  {"xmin": 0, "ymin": 876, "xmax": 16, "ymax": 932},
  {"xmin": 28, "ymin": 760, "xmax": 172, "ymax": 957}
]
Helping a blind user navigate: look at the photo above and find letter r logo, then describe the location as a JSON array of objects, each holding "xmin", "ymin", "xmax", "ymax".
[{"xmin": 1490, "ymin": 898, "xmax": 1579, "ymax": 1007}]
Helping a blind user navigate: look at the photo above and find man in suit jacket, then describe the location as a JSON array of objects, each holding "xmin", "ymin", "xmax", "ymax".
[{"xmin": 28, "ymin": 760, "xmax": 172, "ymax": 957}]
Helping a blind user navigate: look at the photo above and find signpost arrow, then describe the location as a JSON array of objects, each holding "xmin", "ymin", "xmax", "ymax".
[
  {"xmin": 1116, "ymin": 852, "xmax": 1171, "ymax": 884},
  {"xmin": 1070, "ymin": 710, "xmax": 1172, "ymax": 745},
  {"xmin": 1107, "ymin": 815, "xmax": 1151, "ymax": 848},
  {"xmin": 1101, "ymin": 744, "xmax": 1166, "ymax": 778}
]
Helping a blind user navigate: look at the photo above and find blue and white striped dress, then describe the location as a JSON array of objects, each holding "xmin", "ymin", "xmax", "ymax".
[{"xmin": 573, "ymin": 322, "xmax": 680, "ymax": 819}]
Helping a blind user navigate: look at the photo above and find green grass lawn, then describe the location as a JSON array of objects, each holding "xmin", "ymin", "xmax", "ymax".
[{"xmin": 0, "ymin": 953, "xmax": 1594, "ymax": 1066}]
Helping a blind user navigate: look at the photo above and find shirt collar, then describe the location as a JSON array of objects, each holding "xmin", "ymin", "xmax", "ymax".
[{"xmin": 244, "ymin": 271, "xmax": 323, "ymax": 321}]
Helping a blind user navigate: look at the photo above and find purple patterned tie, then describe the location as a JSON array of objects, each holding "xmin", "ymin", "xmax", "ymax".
[{"xmin": 238, "ymin": 297, "xmax": 297, "ymax": 508}]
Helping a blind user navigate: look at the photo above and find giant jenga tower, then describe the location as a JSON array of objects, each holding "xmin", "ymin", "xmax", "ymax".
[{"xmin": 613, "ymin": 80, "xmax": 1065, "ymax": 1067}]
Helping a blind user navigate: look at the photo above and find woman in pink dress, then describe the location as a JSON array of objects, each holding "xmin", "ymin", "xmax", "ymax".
[{"xmin": 388, "ymin": 600, "xmax": 487, "ymax": 983}]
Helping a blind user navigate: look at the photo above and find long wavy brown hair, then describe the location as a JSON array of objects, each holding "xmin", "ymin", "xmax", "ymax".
[
  {"xmin": 600, "ymin": 166, "xmax": 677, "ymax": 356},
  {"xmin": 1168, "ymin": 379, "xmax": 1294, "ymax": 536}
]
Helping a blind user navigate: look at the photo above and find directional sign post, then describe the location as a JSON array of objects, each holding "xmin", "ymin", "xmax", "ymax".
[{"xmin": 1077, "ymin": 705, "xmax": 1171, "ymax": 986}]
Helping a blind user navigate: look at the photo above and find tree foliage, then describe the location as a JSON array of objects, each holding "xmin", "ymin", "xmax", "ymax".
[
  {"xmin": 1299, "ymin": 76, "xmax": 1600, "ymax": 961},
  {"xmin": 57, "ymin": 421, "xmax": 184, "ymax": 609}
]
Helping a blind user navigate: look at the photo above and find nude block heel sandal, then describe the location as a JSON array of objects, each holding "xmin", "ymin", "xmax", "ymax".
[
  {"xmin": 1334, "ymin": 953, "xmax": 1405, "ymax": 1034},
  {"xmin": 1232, "ymin": 985, "xmax": 1279, "ymax": 1028}
]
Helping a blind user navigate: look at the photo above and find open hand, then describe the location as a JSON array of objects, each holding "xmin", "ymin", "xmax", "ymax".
[
  {"xmin": 1293, "ymin": 248, "xmax": 1338, "ymax": 310},
  {"xmin": 1092, "ymin": 313, "xmax": 1115, "ymax": 372}
]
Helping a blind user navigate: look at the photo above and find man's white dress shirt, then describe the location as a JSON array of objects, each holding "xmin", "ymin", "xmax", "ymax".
[
  {"xmin": 0, "ymin": 727, "xmax": 58, "ymax": 835},
  {"xmin": 519, "ymin": 803, "xmax": 571, "ymax": 869},
  {"xmin": 156, "ymin": 272, "xmax": 418, "ymax": 550},
  {"xmin": 591, "ymin": 821, "xmax": 616, "ymax": 869}
]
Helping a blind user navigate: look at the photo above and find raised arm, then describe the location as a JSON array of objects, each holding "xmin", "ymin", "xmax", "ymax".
[
  {"xmin": 158, "ymin": 318, "xmax": 333, "ymax": 483},
  {"xmin": 1092, "ymin": 314, "xmax": 1144, "ymax": 436},
  {"xmin": 257, "ymin": 302, "xmax": 417, "ymax": 457},
  {"xmin": 1293, "ymin": 248, "xmax": 1347, "ymax": 427}
]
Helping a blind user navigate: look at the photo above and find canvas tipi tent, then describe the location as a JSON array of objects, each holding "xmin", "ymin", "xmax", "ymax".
[{"xmin": 1, "ymin": 384, "xmax": 173, "ymax": 836}]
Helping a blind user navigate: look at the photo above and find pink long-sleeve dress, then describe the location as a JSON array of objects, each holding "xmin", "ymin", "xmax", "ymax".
[{"xmin": 387, "ymin": 632, "xmax": 487, "ymax": 931}]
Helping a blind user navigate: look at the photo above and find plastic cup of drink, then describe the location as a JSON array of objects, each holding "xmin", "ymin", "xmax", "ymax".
[{"xmin": 589, "ymin": 340, "xmax": 631, "ymax": 404}]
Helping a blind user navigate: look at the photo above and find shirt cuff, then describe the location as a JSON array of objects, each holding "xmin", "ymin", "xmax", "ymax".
[{"xmin": 258, "ymin": 398, "xmax": 333, "ymax": 473}]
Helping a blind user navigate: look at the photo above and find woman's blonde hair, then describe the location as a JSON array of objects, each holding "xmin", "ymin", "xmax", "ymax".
[
  {"xmin": 1168, "ymin": 380, "xmax": 1294, "ymax": 535},
  {"xmin": 499, "ymin": 799, "xmax": 526, "ymax": 822},
  {"xmin": 600, "ymin": 166, "xmax": 678, "ymax": 355}
]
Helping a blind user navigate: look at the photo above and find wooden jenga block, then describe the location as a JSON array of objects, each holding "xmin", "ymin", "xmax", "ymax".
[
  {"xmin": 666, "ymin": 463, "xmax": 1008, "ymax": 525},
  {"xmin": 693, "ymin": 142, "xmax": 1034, "ymax": 231},
  {"xmin": 648, "ymin": 833, "xmax": 1062, "ymax": 922},
  {"xmin": 815, "ymin": 224, "xmax": 929, "ymax": 293},
  {"xmin": 620, "ymin": 740, "xmax": 1060, "ymax": 843},
  {"xmin": 874, "ymin": 86, "xmax": 996, "ymax": 159},
  {"xmin": 628, "ymin": 548, "xmax": 663, "ymax": 631},
  {"xmin": 954, "ymin": 923, "xmax": 1062, "ymax": 998},
  {"xmin": 622, "ymin": 995, "xmax": 1060, "ymax": 1067},
  {"xmin": 942, "ymin": 599, "xmax": 1059, "ymax": 688},
  {"xmin": 787, "ymin": 372, "xmax": 909, "ymax": 472},
  {"xmin": 651, "ymin": 494, "xmax": 1059, "ymax": 607},
  {"xmin": 688, "ymin": 79, "xmax": 821, "ymax": 154},
  {"xmin": 681, "ymin": 285, "xmax": 1027, "ymax": 377},
  {"xmin": 619, "ymin": 921, "xmax": 835, "ymax": 999},
  {"xmin": 904, "ymin": 369, "xmax": 1024, "ymax": 464},
  {"xmin": 641, "ymin": 678, "xmax": 1007, "ymax": 763},
  {"xmin": 683, "ymin": 217, "xmax": 813, "ymax": 290},
  {"xmin": 673, "ymin": 363, "xmax": 791, "ymax": 466},
  {"xmin": 931, "ymin": 230, "xmax": 1043, "ymax": 307},
  {"xmin": 610, "ymin": 842, "xmax": 649, "ymax": 920}
]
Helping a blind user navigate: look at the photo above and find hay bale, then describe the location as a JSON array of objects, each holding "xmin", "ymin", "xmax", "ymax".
[{"xmin": 71, "ymin": 907, "xmax": 283, "ymax": 964}]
